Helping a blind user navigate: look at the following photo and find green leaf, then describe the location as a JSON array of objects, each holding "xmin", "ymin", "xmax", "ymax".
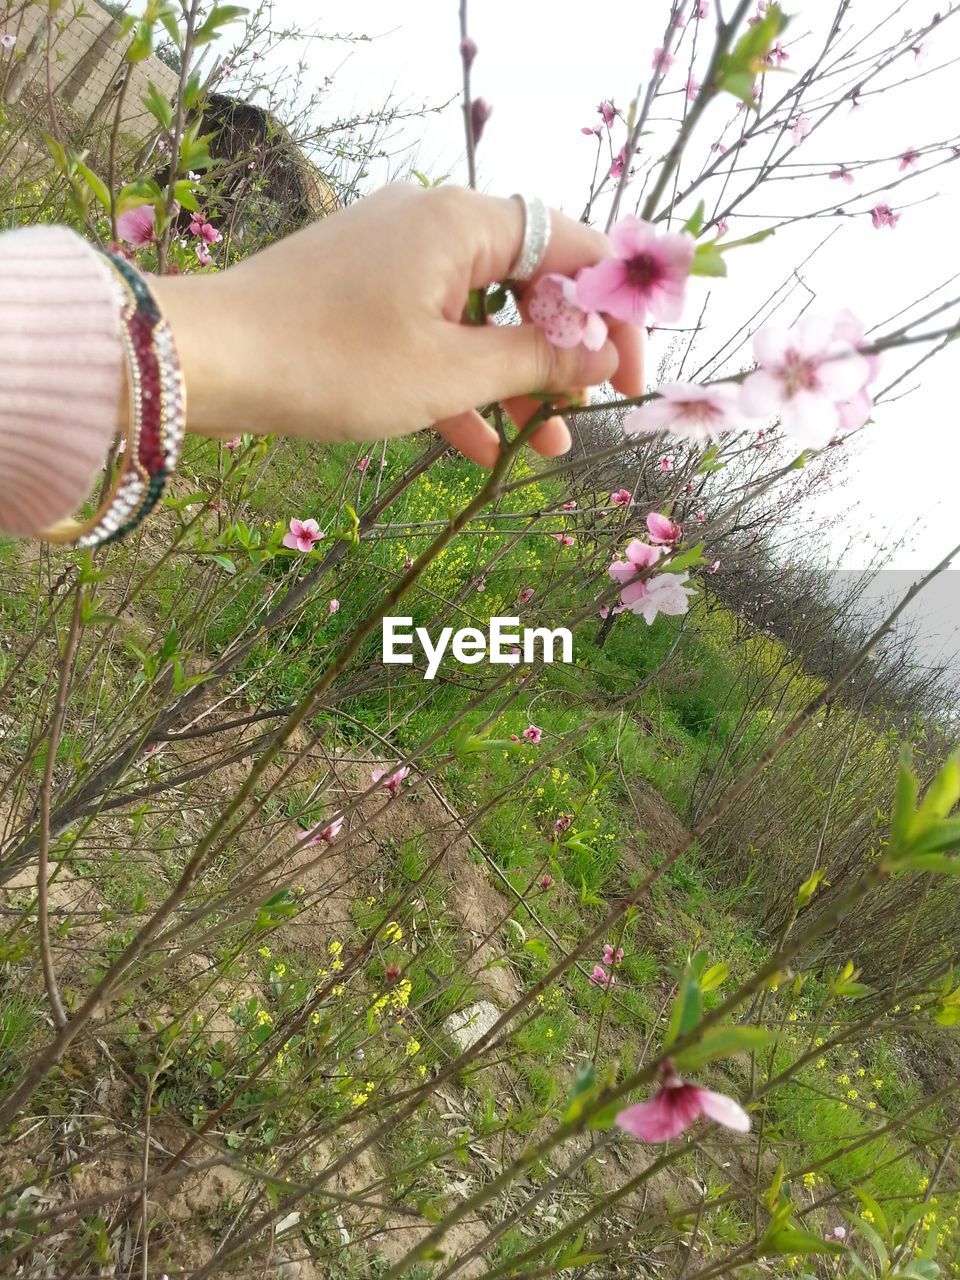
[
  {"xmin": 682, "ymin": 200, "xmax": 706, "ymax": 236},
  {"xmin": 716, "ymin": 227, "xmax": 776, "ymax": 251},
  {"xmin": 914, "ymin": 752, "xmax": 960, "ymax": 827},
  {"xmin": 691, "ymin": 242, "xmax": 727, "ymax": 277},
  {"xmin": 663, "ymin": 542, "xmax": 705, "ymax": 573},
  {"xmin": 699, "ymin": 961, "xmax": 729, "ymax": 992},
  {"xmin": 411, "ymin": 168, "xmax": 431, "ymax": 187},
  {"xmin": 209, "ymin": 554, "xmax": 237, "ymax": 575},
  {"xmin": 844, "ymin": 1211, "xmax": 888, "ymax": 1269},
  {"xmin": 905, "ymin": 818, "xmax": 960, "ymax": 857},
  {"xmin": 126, "ymin": 19, "xmax": 153, "ymax": 62},
  {"xmin": 761, "ymin": 1225, "xmax": 844, "ymax": 1258},
  {"xmin": 664, "ymin": 966, "xmax": 702, "ymax": 1050},
  {"xmin": 895, "ymin": 852, "xmax": 960, "ymax": 877},
  {"xmin": 183, "ymin": 69, "xmax": 204, "ymax": 111},
  {"xmin": 173, "ymin": 180, "xmax": 200, "ymax": 212},
  {"xmin": 143, "ymin": 81, "xmax": 173, "ymax": 131},
  {"xmin": 193, "ymin": 4, "xmax": 248, "ymax": 46},
  {"xmin": 673, "ymin": 1025, "xmax": 775, "ymax": 1071},
  {"xmin": 854, "ymin": 1189, "xmax": 889, "ymax": 1239},
  {"xmin": 795, "ymin": 867, "xmax": 828, "ymax": 910},
  {"xmin": 73, "ymin": 161, "xmax": 110, "ymax": 211},
  {"xmin": 716, "ymin": 5, "xmax": 789, "ymax": 107},
  {"xmin": 158, "ymin": 3, "xmax": 182, "ymax": 46}
]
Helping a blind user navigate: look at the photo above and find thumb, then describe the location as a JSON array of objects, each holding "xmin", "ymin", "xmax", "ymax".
[{"xmin": 457, "ymin": 321, "xmax": 620, "ymax": 407}]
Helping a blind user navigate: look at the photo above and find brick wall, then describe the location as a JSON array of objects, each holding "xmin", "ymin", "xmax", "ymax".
[{"xmin": 6, "ymin": 1, "xmax": 181, "ymax": 139}]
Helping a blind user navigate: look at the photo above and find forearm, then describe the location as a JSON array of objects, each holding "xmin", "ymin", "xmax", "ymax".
[{"xmin": 0, "ymin": 226, "xmax": 125, "ymax": 538}]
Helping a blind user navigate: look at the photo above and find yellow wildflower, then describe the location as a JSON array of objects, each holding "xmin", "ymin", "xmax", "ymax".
[{"xmin": 405, "ymin": 1038, "xmax": 421, "ymax": 1057}]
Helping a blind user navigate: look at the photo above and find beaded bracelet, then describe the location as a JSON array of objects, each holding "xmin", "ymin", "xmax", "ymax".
[{"xmin": 39, "ymin": 250, "xmax": 185, "ymax": 548}]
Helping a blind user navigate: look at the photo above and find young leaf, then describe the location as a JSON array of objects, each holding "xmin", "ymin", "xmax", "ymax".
[
  {"xmin": 126, "ymin": 19, "xmax": 154, "ymax": 62},
  {"xmin": 75, "ymin": 162, "xmax": 111, "ymax": 211},
  {"xmin": 691, "ymin": 242, "xmax": 727, "ymax": 277},
  {"xmin": 673, "ymin": 1025, "xmax": 775, "ymax": 1071},
  {"xmin": 761, "ymin": 1225, "xmax": 844, "ymax": 1258},
  {"xmin": 143, "ymin": 81, "xmax": 173, "ymax": 131},
  {"xmin": 682, "ymin": 200, "xmax": 706, "ymax": 236},
  {"xmin": 664, "ymin": 966, "xmax": 703, "ymax": 1049}
]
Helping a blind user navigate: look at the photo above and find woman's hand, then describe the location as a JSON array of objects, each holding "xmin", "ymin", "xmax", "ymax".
[{"xmin": 152, "ymin": 182, "xmax": 644, "ymax": 466}]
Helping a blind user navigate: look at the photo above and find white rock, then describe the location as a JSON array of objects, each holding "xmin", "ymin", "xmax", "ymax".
[{"xmin": 443, "ymin": 1001, "xmax": 503, "ymax": 1053}]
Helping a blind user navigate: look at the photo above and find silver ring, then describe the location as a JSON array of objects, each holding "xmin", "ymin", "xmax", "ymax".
[{"xmin": 508, "ymin": 194, "xmax": 551, "ymax": 281}]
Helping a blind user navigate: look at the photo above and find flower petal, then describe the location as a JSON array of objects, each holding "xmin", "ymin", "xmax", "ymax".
[{"xmin": 697, "ymin": 1087, "xmax": 751, "ymax": 1132}]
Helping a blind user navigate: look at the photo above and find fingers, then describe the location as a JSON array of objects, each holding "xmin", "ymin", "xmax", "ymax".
[
  {"xmin": 435, "ymin": 406, "xmax": 571, "ymax": 468},
  {"xmin": 461, "ymin": 190, "xmax": 611, "ymax": 291},
  {"xmin": 607, "ymin": 318, "xmax": 645, "ymax": 398},
  {"xmin": 435, "ymin": 410, "xmax": 502, "ymax": 467},
  {"xmin": 455, "ymin": 322, "xmax": 620, "ymax": 410}
]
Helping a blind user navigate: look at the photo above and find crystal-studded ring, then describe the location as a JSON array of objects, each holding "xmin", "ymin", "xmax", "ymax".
[{"xmin": 508, "ymin": 194, "xmax": 552, "ymax": 282}]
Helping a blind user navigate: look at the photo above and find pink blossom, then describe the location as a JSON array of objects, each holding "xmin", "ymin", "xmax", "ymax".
[
  {"xmin": 609, "ymin": 146, "xmax": 627, "ymax": 179},
  {"xmin": 116, "ymin": 204, "xmax": 156, "ymax": 247},
  {"xmin": 299, "ymin": 816, "xmax": 343, "ymax": 845},
  {"xmin": 519, "ymin": 587, "xmax": 535, "ymax": 603},
  {"xmin": 588, "ymin": 964, "xmax": 615, "ymax": 989},
  {"xmin": 767, "ymin": 41, "xmax": 788, "ymax": 64},
  {"xmin": 899, "ymin": 148, "xmax": 920, "ymax": 170},
  {"xmin": 555, "ymin": 534, "xmax": 575, "ymax": 546},
  {"xmin": 632, "ymin": 572, "xmax": 694, "ymax": 624},
  {"xmin": 599, "ymin": 603, "xmax": 626, "ymax": 619},
  {"xmin": 372, "ymin": 765, "xmax": 410, "ymax": 797},
  {"xmin": 475, "ymin": 577, "xmax": 486, "ymax": 593},
  {"xmin": 575, "ymin": 217, "xmax": 695, "ymax": 326},
  {"xmin": 529, "ymin": 274, "xmax": 608, "ymax": 351},
  {"xmin": 602, "ymin": 943, "xmax": 624, "ymax": 966},
  {"xmin": 283, "ymin": 518, "xmax": 323, "ymax": 553},
  {"xmin": 597, "ymin": 100, "xmax": 616, "ymax": 127},
  {"xmin": 189, "ymin": 217, "xmax": 221, "ymax": 245},
  {"xmin": 646, "ymin": 512, "xmax": 682, "ymax": 544},
  {"xmin": 616, "ymin": 1069, "xmax": 750, "ymax": 1143},
  {"xmin": 697, "ymin": 1, "xmax": 710, "ymax": 15},
  {"xmin": 824, "ymin": 1226, "xmax": 847, "ymax": 1243},
  {"xmin": 196, "ymin": 244, "xmax": 213, "ymax": 266},
  {"xmin": 581, "ymin": 125, "xmax": 602, "ymax": 137},
  {"xmin": 329, "ymin": 598, "xmax": 340, "ymax": 614},
  {"xmin": 790, "ymin": 115, "xmax": 812, "ymax": 144},
  {"xmin": 912, "ymin": 43, "xmax": 928, "ymax": 62},
  {"xmin": 1, "ymin": 33, "xmax": 17, "ymax": 49},
  {"xmin": 652, "ymin": 47, "xmax": 674, "ymax": 74},
  {"xmin": 553, "ymin": 814, "xmax": 574, "ymax": 836},
  {"xmin": 225, "ymin": 437, "xmax": 242, "ymax": 450},
  {"xmin": 739, "ymin": 312, "xmax": 875, "ymax": 448},
  {"xmin": 523, "ymin": 725, "xmax": 543, "ymax": 744},
  {"xmin": 609, "ymin": 540, "xmax": 661, "ymax": 610},
  {"xmin": 871, "ymin": 202, "xmax": 899, "ymax": 229},
  {"xmin": 404, "ymin": 557, "xmax": 415, "ymax": 571},
  {"xmin": 540, "ymin": 874, "xmax": 553, "ymax": 890},
  {"xmin": 609, "ymin": 488, "xmax": 633, "ymax": 507},
  {"xmin": 686, "ymin": 76, "xmax": 700, "ymax": 101},
  {"xmin": 695, "ymin": 510, "xmax": 705, "ymax": 523},
  {"xmin": 829, "ymin": 167, "xmax": 854, "ymax": 184},
  {"xmin": 358, "ymin": 456, "xmax": 370, "ymax": 472},
  {"xmin": 626, "ymin": 381, "xmax": 741, "ymax": 442},
  {"xmin": 562, "ymin": 500, "xmax": 577, "ymax": 510},
  {"xmin": 708, "ymin": 559, "xmax": 721, "ymax": 573},
  {"xmin": 715, "ymin": 218, "xmax": 729, "ymax": 236},
  {"xmin": 658, "ymin": 456, "xmax": 674, "ymax": 472}
]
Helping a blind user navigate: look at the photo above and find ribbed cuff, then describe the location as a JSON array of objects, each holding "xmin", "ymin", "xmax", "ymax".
[{"xmin": 0, "ymin": 225, "xmax": 125, "ymax": 537}]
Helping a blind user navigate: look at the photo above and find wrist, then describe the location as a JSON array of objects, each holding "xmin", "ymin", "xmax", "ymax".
[{"xmin": 150, "ymin": 272, "xmax": 245, "ymax": 440}]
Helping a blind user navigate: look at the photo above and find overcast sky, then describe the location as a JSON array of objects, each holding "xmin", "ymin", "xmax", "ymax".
[{"xmin": 239, "ymin": 0, "xmax": 959, "ymax": 585}]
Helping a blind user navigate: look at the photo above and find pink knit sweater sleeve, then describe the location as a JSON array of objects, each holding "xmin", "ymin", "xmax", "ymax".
[{"xmin": 0, "ymin": 225, "xmax": 124, "ymax": 538}]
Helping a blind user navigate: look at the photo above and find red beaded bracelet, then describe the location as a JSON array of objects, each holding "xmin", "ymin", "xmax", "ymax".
[{"xmin": 39, "ymin": 251, "xmax": 185, "ymax": 548}]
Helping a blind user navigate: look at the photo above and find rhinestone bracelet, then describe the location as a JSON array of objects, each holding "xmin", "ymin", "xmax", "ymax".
[{"xmin": 39, "ymin": 250, "xmax": 185, "ymax": 548}]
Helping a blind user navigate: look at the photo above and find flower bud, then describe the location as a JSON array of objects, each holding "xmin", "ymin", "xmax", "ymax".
[
  {"xmin": 459, "ymin": 36, "xmax": 477, "ymax": 68},
  {"xmin": 470, "ymin": 97, "xmax": 492, "ymax": 146}
]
